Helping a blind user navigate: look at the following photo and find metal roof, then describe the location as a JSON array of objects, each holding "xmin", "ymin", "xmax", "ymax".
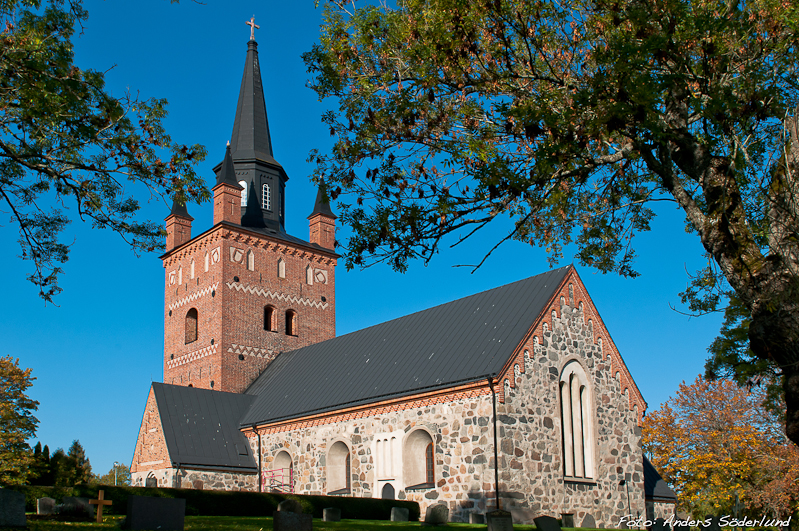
[
  {"xmin": 241, "ymin": 266, "xmax": 570, "ymax": 427},
  {"xmin": 643, "ymin": 455, "xmax": 678, "ymax": 502},
  {"xmin": 152, "ymin": 382, "xmax": 257, "ymax": 471}
]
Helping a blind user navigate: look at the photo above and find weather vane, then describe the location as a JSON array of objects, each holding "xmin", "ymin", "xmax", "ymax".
[{"xmin": 246, "ymin": 16, "xmax": 260, "ymax": 41}]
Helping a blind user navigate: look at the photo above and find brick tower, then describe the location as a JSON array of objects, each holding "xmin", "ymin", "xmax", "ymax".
[{"xmin": 161, "ymin": 35, "xmax": 337, "ymax": 394}]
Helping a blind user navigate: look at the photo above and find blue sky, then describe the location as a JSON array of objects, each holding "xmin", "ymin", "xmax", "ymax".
[{"xmin": 1, "ymin": 0, "xmax": 723, "ymax": 477}]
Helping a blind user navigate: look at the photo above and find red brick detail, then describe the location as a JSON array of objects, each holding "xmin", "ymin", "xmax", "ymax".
[
  {"xmin": 131, "ymin": 388, "xmax": 171, "ymax": 474},
  {"xmin": 165, "ymin": 215, "xmax": 192, "ymax": 251},
  {"xmin": 309, "ymin": 213, "xmax": 336, "ymax": 250},
  {"xmin": 496, "ymin": 267, "xmax": 647, "ymax": 425},
  {"xmin": 244, "ymin": 381, "xmax": 492, "ymax": 435},
  {"xmin": 213, "ymin": 182, "xmax": 242, "ymax": 225},
  {"xmin": 162, "ymin": 224, "xmax": 337, "ymax": 394}
]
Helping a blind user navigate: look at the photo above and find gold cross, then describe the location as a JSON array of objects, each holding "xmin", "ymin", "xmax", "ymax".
[
  {"xmin": 246, "ymin": 16, "xmax": 260, "ymax": 41},
  {"xmin": 89, "ymin": 490, "xmax": 113, "ymax": 523}
]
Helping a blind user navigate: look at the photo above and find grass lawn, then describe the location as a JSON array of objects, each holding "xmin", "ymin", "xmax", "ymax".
[{"xmin": 22, "ymin": 515, "xmax": 547, "ymax": 530}]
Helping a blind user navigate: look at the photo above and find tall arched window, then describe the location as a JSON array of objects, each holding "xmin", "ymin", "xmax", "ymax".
[
  {"xmin": 404, "ymin": 429, "xmax": 434, "ymax": 489},
  {"xmin": 327, "ymin": 441, "xmax": 351, "ymax": 494},
  {"xmin": 559, "ymin": 361, "xmax": 595, "ymax": 479},
  {"xmin": 269, "ymin": 451, "xmax": 294, "ymax": 493},
  {"xmin": 262, "ymin": 183, "xmax": 271, "ymax": 210},
  {"xmin": 264, "ymin": 306, "xmax": 275, "ymax": 332},
  {"xmin": 185, "ymin": 308, "xmax": 198, "ymax": 344},
  {"xmin": 285, "ymin": 310, "xmax": 297, "ymax": 336},
  {"xmin": 238, "ymin": 180, "xmax": 247, "ymax": 205}
]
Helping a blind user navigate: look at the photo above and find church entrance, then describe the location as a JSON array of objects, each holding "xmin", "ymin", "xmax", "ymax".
[{"xmin": 381, "ymin": 483, "xmax": 395, "ymax": 500}]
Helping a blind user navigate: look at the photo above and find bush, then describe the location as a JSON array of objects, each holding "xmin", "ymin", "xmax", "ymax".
[{"xmin": 8, "ymin": 484, "xmax": 420, "ymax": 521}]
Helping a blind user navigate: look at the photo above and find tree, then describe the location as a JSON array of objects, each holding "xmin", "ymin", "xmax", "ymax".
[
  {"xmin": 66, "ymin": 440, "xmax": 92, "ymax": 485},
  {"xmin": 303, "ymin": 0, "xmax": 799, "ymax": 442},
  {"xmin": 0, "ymin": 356, "xmax": 39, "ymax": 485},
  {"xmin": 0, "ymin": 0, "xmax": 209, "ymax": 304},
  {"xmin": 642, "ymin": 376, "xmax": 799, "ymax": 518},
  {"xmin": 92, "ymin": 462, "xmax": 131, "ymax": 486}
]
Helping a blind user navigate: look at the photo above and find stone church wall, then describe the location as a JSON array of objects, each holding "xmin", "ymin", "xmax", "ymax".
[{"xmin": 248, "ymin": 285, "xmax": 645, "ymax": 526}]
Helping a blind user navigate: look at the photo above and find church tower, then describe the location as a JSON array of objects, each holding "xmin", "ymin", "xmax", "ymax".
[{"xmin": 160, "ymin": 28, "xmax": 338, "ymax": 394}]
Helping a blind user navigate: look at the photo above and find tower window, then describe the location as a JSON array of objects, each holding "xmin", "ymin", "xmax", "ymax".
[
  {"xmin": 285, "ymin": 310, "xmax": 297, "ymax": 336},
  {"xmin": 264, "ymin": 306, "xmax": 275, "ymax": 332},
  {"xmin": 239, "ymin": 180, "xmax": 247, "ymax": 205},
  {"xmin": 185, "ymin": 308, "xmax": 198, "ymax": 344},
  {"xmin": 262, "ymin": 184, "xmax": 271, "ymax": 210}
]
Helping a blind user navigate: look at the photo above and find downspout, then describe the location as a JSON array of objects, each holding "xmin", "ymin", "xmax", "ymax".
[
  {"xmin": 487, "ymin": 376, "xmax": 501, "ymax": 511},
  {"xmin": 257, "ymin": 430, "xmax": 263, "ymax": 493}
]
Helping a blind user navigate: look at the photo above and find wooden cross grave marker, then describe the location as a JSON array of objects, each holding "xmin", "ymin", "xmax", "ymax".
[{"xmin": 89, "ymin": 490, "xmax": 112, "ymax": 523}]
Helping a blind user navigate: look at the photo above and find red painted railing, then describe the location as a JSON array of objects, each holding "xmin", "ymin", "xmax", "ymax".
[{"xmin": 262, "ymin": 467, "xmax": 294, "ymax": 493}]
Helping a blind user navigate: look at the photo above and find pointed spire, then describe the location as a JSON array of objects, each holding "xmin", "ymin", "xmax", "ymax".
[
  {"xmin": 308, "ymin": 186, "xmax": 336, "ymax": 220},
  {"xmin": 229, "ymin": 39, "xmax": 276, "ymax": 164},
  {"xmin": 241, "ymin": 179, "xmax": 266, "ymax": 228},
  {"xmin": 170, "ymin": 196, "xmax": 193, "ymax": 221},
  {"xmin": 216, "ymin": 142, "xmax": 241, "ymax": 188}
]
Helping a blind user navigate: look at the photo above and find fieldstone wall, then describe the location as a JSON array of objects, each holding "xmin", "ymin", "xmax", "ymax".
[
  {"xmin": 250, "ymin": 297, "xmax": 645, "ymax": 526},
  {"xmin": 646, "ymin": 500, "xmax": 677, "ymax": 521},
  {"xmin": 131, "ymin": 467, "xmax": 256, "ymax": 491}
]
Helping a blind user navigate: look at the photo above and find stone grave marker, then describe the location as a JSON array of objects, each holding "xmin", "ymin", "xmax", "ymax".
[
  {"xmin": 89, "ymin": 490, "xmax": 113, "ymax": 523},
  {"xmin": 121, "ymin": 496, "xmax": 185, "ymax": 531},
  {"xmin": 391, "ymin": 507, "xmax": 409, "ymax": 522},
  {"xmin": 423, "ymin": 503, "xmax": 449, "ymax": 526},
  {"xmin": 582, "ymin": 514, "xmax": 597, "ymax": 528},
  {"xmin": 487, "ymin": 509, "xmax": 514, "ymax": 531},
  {"xmin": 323, "ymin": 507, "xmax": 341, "ymax": 522},
  {"xmin": 277, "ymin": 498, "xmax": 304, "ymax": 514},
  {"xmin": 534, "ymin": 515, "xmax": 562, "ymax": 531},
  {"xmin": 561, "ymin": 513, "xmax": 575, "ymax": 528},
  {"xmin": 0, "ymin": 489, "xmax": 26, "ymax": 528},
  {"xmin": 653, "ymin": 517, "xmax": 671, "ymax": 531},
  {"xmin": 274, "ymin": 498, "xmax": 312, "ymax": 531},
  {"xmin": 37, "ymin": 497, "xmax": 56, "ymax": 515},
  {"xmin": 470, "ymin": 513, "xmax": 485, "ymax": 524},
  {"xmin": 705, "ymin": 516, "xmax": 721, "ymax": 531},
  {"xmin": 62, "ymin": 496, "xmax": 95, "ymax": 518}
]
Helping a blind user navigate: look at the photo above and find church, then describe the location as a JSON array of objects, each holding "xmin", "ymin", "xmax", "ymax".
[{"xmin": 130, "ymin": 29, "xmax": 676, "ymax": 526}]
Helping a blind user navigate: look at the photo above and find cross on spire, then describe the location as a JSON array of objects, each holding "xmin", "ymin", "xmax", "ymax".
[{"xmin": 246, "ymin": 16, "xmax": 259, "ymax": 41}]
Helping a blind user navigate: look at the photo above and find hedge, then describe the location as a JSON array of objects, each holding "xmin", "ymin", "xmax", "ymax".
[{"xmin": 7, "ymin": 484, "xmax": 420, "ymax": 521}]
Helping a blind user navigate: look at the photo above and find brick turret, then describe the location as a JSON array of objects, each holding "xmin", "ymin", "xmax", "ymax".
[
  {"xmin": 165, "ymin": 199, "xmax": 193, "ymax": 251},
  {"xmin": 308, "ymin": 187, "xmax": 336, "ymax": 250},
  {"xmin": 212, "ymin": 143, "xmax": 243, "ymax": 225}
]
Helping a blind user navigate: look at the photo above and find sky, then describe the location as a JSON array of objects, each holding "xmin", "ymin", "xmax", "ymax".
[{"xmin": 1, "ymin": 0, "xmax": 724, "ymax": 477}]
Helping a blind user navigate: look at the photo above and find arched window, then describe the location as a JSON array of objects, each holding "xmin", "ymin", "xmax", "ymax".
[
  {"xmin": 285, "ymin": 310, "xmax": 297, "ymax": 336},
  {"xmin": 185, "ymin": 308, "xmax": 198, "ymax": 344},
  {"xmin": 264, "ymin": 306, "xmax": 275, "ymax": 332},
  {"xmin": 269, "ymin": 451, "xmax": 294, "ymax": 493},
  {"xmin": 262, "ymin": 183, "xmax": 271, "ymax": 210},
  {"xmin": 278, "ymin": 258, "xmax": 286, "ymax": 278},
  {"xmin": 238, "ymin": 180, "xmax": 247, "ymax": 205},
  {"xmin": 247, "ymin": 250, "xmax": 255, "ymax": 271},
  {"xmin": 327, "ymin": 441, "xmax": 351, "ymax": 494},
  {"xmin": 560, "ymin": 361, "xmax": 595, "ymax": 479},
  {"xmin": 404, "ymin": 429, "xmax": 434, "ymax": 489}
]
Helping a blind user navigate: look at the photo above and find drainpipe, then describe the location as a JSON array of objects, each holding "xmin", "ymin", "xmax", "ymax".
[
  {"xmin": 257, "ymin": 430, "xmax": 263, "ymax": 493},
  {"xmin": 487, "ymin": 377, "xmax": 501, "ymax": 511}
]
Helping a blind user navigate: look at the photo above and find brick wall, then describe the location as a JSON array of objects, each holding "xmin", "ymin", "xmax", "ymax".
[{"xmin": 130, "ymin": 388, "xmax": 171, "ymax": 485}]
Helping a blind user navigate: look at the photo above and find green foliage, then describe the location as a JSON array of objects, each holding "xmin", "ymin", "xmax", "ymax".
[
  {"xmin": 0, "ymin": 356, "xmax": 39, "ymax": 485},
  {"xmin": 0, "ymin": 0, "xmax": 209, "ymax": 303},
  {"xmin": 92, "ymin": 462, "xmax": 131, "ymax": 486}
]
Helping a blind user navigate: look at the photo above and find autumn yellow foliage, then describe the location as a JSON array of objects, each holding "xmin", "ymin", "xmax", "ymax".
[{"xmin": 642, "ymin": 377, "xmax": 799, "ymax": 519}]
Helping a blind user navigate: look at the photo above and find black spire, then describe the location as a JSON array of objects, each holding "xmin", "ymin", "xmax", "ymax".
[
  {"xmin": 170, "ymin": 197, "xmax": 193, "ymax": 220},
  {"xmin": 216, "ymin": 142, "xmax": 241, "ymax": 188},
  {"xmin": 308, "ymin": 186, "xmax": 336, "ymax": 219},
  {"xmin": 230, "ymin": 40, "xmax": 275, "ymax": 165},
  {"xmin": 241, "ymin": 178, "xmax": 266, "ymax": 228}
]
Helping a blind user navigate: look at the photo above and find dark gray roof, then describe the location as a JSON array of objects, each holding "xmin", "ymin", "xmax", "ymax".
[
  {"xmin": 241, "ymin": 266, "xmax": 570, "ymax": 427},
  {"xmin": 169, "ymin": 198, "xmax": 193, "ymax": 220},
  {"xmin": 308, "ymin": 186, "xmax": 336, "ymax": 219},
  {"xmin": 215, "ymin": 143, "xmax": 241, "ymax": 188},
  {"xmin": 643, "ymin": 456, "xmax": 678, "ymax": 502},
  {"xmin": 230, "ymin": 40, "xmax": 277, "ymax": 166},
  {"xmin": 152, "ymin": 382, "xmax": 257, "ymax": 471}
]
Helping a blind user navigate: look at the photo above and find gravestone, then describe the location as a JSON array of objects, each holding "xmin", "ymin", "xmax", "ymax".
[
  {"xmin": 0, "ymin": 489, "xmax": 26, "ymax": 528},
  {"xmin": 37, "ymin": 497, "xmax": 56, "ymax": 515},
  {"xmin": 323, "ymin": 507, "xmax": 340, "ymax": 522},
  {"xmin": 121, "ymin": 496, "xmax": 185, "ymax": 531},
  {"xmin": 423, "ymin": 503, "xmax": 449, "ymax": 525},
  {"xmin": 470, "ymin": 513, "xmax": 485, "ymax": 524},
  {"xmin": 391, "ymin": 507, "xmax": 410, "ymax": 522},
  {"xmin": 62, "ymin": 496, "xmax": 95, "ymax": 518},
  {"xmin": 705, "ymin": 516, "xmax": 721, "ymax": 531},
  {"xmin": 653, "ymin": 518, "xmax": 671, "ymax": 531},
  {"xmin": 277, "ymin": 498, "xmax": 304, "ymax": 514},
  {"xmin": 273, "ymin": 511, "xmax": 312, "ymax": 531},
  {"xmin": 561, "ymin": 513, "xmax": 575, "ymax": 528},
  {"xmin": 582, "ymin": 514, "xmax": 597, "ymax": 528},
  {"xmin": 534, "ymin": 515, "xmax": 563, "ymax": 531},
  {"xmin": 487, "ymin": 509, "xmax": 514, "ymax": 531}
]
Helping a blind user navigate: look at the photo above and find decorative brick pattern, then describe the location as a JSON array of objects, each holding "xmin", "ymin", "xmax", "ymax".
[
  {"xmin": 167, "ymin": 344, "xmax": 218, "ymax": 369},
  {"xmin": 225, "ymin": 282, "xmax": 329, "ymax": 309},
  {"xmin": 227, "ymin": 344, "xmax": 275, "ymax": 359},
  {"xmin": 168, "ymin": 283, "xmax": 219, "ymax": 312}
]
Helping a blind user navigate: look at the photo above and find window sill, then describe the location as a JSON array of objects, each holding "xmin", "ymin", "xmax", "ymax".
[
  {"xmin": 564, "ymin": 477, "xmax": 597, "ymax": 486},
  {"xmin": 406, "ymin": 482, "xmax": 435, "ymax": 491}
]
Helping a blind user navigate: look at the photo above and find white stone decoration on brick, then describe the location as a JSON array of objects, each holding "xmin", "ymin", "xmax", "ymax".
[
  {"xmin": 169, "ymin": 271, "xmax": 177, "ymax": 286},
  {"xmin": 230, "ymin": 246, "xmax": 245, "ymax": 264},
  {"xmin": 166, "ymin": 344, "xmax": 218, "ymax": 369},
  {"xmin": 314, "ymin": 269, "xmax": 328, "ymax": 284},
  {"xmin": 228, "ymin": 344, "xmax": 275, "ymax": 359},
  {"xmin": 211, "ymin": 246, "xmax": 221, "ymax": 264},
  {"xmin": 168, "ymin": 283, "xmax": 219, "ymax": 311},
  {"xmin": 225, "ymin": 281, "xmax": 329, "ymax": 309}
]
